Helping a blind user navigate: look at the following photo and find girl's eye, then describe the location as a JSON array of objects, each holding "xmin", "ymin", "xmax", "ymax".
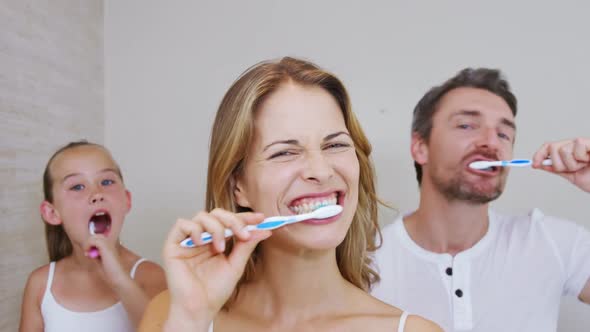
[
  {"xmin": 101, "ymin": 179, "xmax": 115, "ymax": 186},
  {"xmin": 70, "ymin": 184, "xmax": 84, "ymax": 191}
]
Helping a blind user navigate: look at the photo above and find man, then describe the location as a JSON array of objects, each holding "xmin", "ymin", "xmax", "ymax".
[{"xmin": 372, "ymin": 68, "xmax": 590, "ymax": 331}]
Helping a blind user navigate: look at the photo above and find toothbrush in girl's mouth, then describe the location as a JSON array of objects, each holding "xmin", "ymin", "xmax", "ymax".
[
  {"xmin": 469, "ymin": 158, "xmax": 553, "ymax": 170},
  {"xmin": 180, "ymin": 204, "xmax": 343, "ymax": 248},
  {"xmin": 88, "ymin": 222, "xmax": 100, "ymax": 258}
]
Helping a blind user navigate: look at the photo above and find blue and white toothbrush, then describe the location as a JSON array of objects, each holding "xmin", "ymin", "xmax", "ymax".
[
  {"xmin": 180, "ymin": 204, "xmax": 343, "ymax": 248},
  {"xmin": 469, "ymin": 158, "xmax": 553, "ymax": 170}
]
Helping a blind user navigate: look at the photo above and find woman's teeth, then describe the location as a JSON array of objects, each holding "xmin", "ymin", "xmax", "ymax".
[{"xmin": 289, "ymin": 196, "xmax": 338, "ymax": 214}]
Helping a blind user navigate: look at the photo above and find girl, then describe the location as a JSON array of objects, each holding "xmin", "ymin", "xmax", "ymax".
[
  {"xmin": 140, "ymin": 57, "xmax": 442, "ymax": 332},
  {"xmin": 19, "ymin": 141, "xmax": 167, "ymax": 331}
]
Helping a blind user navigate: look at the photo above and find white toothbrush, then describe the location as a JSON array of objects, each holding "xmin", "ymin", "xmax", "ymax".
[
  {"xmin": 469, "ymin": 158, "xmax": 553, "ymax": 170},
  {"xmin": 180, "ymin": 205, "xmax": 343, "ymax": 248}
]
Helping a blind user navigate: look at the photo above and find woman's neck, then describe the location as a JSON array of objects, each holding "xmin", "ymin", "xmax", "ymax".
[{"xmin": 232, "ymin": 244, "xmax": 357, "ymax": 323}]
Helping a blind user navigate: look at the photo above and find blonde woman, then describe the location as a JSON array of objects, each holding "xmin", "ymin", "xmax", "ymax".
[{"xmin": 140, "ymin": 57, "xmax": 441, "ymax": 332}]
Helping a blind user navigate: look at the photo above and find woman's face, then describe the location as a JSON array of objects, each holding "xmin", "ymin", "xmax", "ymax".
[{"xmin": 234, "ymin": 82, "xmax": 360, "ymax": 251}]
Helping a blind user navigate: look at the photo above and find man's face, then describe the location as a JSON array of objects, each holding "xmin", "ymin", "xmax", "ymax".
[{"xmin": 414, "ymin": 87, "xmax": 516, "ymax": 204}]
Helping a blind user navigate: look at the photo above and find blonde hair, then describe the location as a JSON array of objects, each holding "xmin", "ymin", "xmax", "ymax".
[{"xmin": 206, "ymin": 57, "xmax": 382, "ymax": 305}]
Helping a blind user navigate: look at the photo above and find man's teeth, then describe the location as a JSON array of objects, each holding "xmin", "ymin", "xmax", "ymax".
[
  {"xmin": 94, "ymin": 212, "xmax": 105, "ymax": 216},
  {"xmin": 289, "ymin": 197, "xmax": 338, "ymax": 214}
]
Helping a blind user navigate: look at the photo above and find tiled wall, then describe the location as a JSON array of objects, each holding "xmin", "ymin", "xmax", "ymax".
[{"xmin": 0, "ymin": 1, "xmax": 103, "ymax": 330}]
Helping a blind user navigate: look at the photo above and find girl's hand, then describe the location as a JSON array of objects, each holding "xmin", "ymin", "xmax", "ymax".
[
  {"xmin": 84, "ymin": 235, "xmax": 130, "ymax": 289},
  {"xmin": 162, "ymin": 209, "xmax": 270, "ymax": 327}
]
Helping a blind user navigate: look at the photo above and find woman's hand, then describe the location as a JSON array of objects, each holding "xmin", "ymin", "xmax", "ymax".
[{"xmin": 162, "ymin": 209, "xmax": 271, "ymax": 329}]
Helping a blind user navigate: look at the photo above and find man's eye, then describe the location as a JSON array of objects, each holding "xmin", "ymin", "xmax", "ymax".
[{"xmin": 498, "ymin": 132, "xmax": 511, "ymax": 141}]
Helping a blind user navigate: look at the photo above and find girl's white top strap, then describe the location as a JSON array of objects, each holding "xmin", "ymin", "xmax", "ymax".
[{"xmin": 398, "ymin": 311, "xmax": 409, "ymax": 332}]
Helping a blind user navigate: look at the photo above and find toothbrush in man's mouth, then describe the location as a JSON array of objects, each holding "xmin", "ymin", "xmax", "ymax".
[{"xmin": 469, "ymin": 158, "xmax": 553, "ymax": 170}]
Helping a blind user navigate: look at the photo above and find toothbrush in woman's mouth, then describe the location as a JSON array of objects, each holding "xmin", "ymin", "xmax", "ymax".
[{"xmin": 180, "ymin": 204, "xmax": 343, "ymax": 248}]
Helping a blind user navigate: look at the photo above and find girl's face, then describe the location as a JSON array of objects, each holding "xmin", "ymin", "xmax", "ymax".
[
  {"xmin": 234, "ymin": 82, "xmax": 360, "ymax": 252},
  {"xmin": 42, "ymin": 145, "xmax": 131, "ymax": 248}
]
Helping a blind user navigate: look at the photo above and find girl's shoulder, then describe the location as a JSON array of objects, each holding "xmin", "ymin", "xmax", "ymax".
[
  {"xmin": 23, "ymin": 263, "xmax": 52, "ymax": 304},
  {"xmin": 120, "ymin": 247, "xmax": 166, "ymax": 297}
]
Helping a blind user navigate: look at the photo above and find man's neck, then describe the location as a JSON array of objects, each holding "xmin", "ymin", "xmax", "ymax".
[{"xmin": 404, "ymin": 186, "xmax": 490, "ymax": 256}]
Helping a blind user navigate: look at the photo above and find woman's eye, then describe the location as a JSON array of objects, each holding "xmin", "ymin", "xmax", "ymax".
[
  {"xmin": 323, "ymin": 142, "xmax": 352, "ymax": 152},
  {"xmin": 269, "ymin": 150, "xmax": 297, "ymax": 159},
  {"xmin": 70, "ymin": 184, "xmax": 84, "ymax": 191},
  {"xmin": 101, "ymin": 179, "xmax": 115, "ymax": 186}
]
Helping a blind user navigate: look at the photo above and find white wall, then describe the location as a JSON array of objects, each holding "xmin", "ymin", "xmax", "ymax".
[
  {"xmin": 105, "ymin": 1, "xmax": 590, "ymax": 330},
  {"xmin": 0, "ymin": 1, "xmax": 103, "ymax": 330}
]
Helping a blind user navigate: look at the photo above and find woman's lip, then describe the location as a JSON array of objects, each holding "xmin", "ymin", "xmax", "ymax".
[
  {"xmin": 288, "ymin": 191, "xmax": 340, "ymax": 205},
  {"xmin": 300, "ymin": 212, "xmax": 342, "ymax": 225}
]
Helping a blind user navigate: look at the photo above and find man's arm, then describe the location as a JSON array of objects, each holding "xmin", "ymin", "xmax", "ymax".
[{"xmin": 580, "ymin": 278, "xmax": 590, "ymax": 304}]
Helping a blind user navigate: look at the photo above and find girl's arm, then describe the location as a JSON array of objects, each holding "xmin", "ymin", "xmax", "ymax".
[
  {"xmin": 115, "ymin": 261, "xmax": 167, "ymax": 328},
  {"xmin": 19, "ymin": 267, "xmax": 46, "ymax": 332},
  {"xmin": 84, "ymin": 236, "xmax": 166, "ymax": 328}
]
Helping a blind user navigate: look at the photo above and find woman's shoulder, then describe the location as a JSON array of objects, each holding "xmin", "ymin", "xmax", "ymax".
[
  {"xmin": 350, "ymin": 289, "xmax": 442, "ymax": 332},
  {"xmin": 403, "ymin": 315, "xmax": 443, "ymax": 332},
  {"xmin": 138, "ymin": 290, "xmax": 171, "ymax": 332}
]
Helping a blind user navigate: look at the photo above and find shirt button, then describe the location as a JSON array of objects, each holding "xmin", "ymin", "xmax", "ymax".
[
  {"xmin": 455, "ymin": 289, "xmax": 463, "ymax": 298},
  {"xmin": 446, "ymin": 267, "xmax": 453, "ymax": 276}
]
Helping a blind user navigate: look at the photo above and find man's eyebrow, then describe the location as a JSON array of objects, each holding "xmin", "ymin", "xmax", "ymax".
[{"xmin": 450, "ymin": 110, "xmax": 516, "ymax": 130}]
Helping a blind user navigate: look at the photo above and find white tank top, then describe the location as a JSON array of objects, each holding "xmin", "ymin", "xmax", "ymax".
[
  {"xmin": 207, "ymin": 310, "xmax": 410, "ymax": 331},
  {"xmin": 41, "ymin": 258, "xmax": 147, "ymax": 332}
]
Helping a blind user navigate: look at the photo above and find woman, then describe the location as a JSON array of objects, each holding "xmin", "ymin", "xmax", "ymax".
[{"xmin": 140, "ymin": 57, "xmax": 441, "ymax": 332}]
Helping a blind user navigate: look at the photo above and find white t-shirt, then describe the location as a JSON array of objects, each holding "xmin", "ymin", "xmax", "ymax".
[{"xmin": 371, "ymin": 209, "xmax": 590, "ymax": 332}]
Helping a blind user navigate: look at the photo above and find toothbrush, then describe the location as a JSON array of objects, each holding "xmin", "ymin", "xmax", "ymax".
[
  {"xmin": 88, "ymin": 222, "xmax": 100, "ymax": 258},
  {"xmin": 180, "ymin": 204, "xmax": 343, "ymax": 248},
  {"xmin": 469, "ymin": 158, "xmax": 553, "ymax": 170}
]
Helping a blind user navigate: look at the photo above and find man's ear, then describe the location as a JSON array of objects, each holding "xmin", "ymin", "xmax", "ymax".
[
  {"xmin": 411, "ymin": 133, "xmax": 429, "ymax": 166},
  {"xmin": 40, "ymin": 201, "xmax": 62, "ymax": 226},
  {"xmin": 233, "ymin": 175, "xmax": 251, "ymax": 209},
  {"xmin": 125, "ymin": 190, "xmax": 132, "ymax": 212}
]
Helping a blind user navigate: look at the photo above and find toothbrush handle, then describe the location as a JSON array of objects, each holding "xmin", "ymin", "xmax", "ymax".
[
  {"xmin": 180, "ymin": 225, "xmax": 259, "ymax": 248},
  {"xmin": 179, "ymin": 229, "xmax": 231, "ymax": 248},
  {"xmin": 541, "ymin": 159, "xmax": 553, "ymax": 166}
]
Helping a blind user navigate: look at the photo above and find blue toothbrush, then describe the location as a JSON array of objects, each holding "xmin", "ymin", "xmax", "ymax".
[
  {"xmin": 180, "ymin": 205, "xmax": 343, "ymax": 248},
  {"xmin": 469, "ymin": 158, "xmax": 553, "ymax": 170}
]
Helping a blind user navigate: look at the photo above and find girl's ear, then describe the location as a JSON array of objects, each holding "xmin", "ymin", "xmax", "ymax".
[{"xmin": 40, "ymin": 201, "xmax": 62, "ymax": 226}]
